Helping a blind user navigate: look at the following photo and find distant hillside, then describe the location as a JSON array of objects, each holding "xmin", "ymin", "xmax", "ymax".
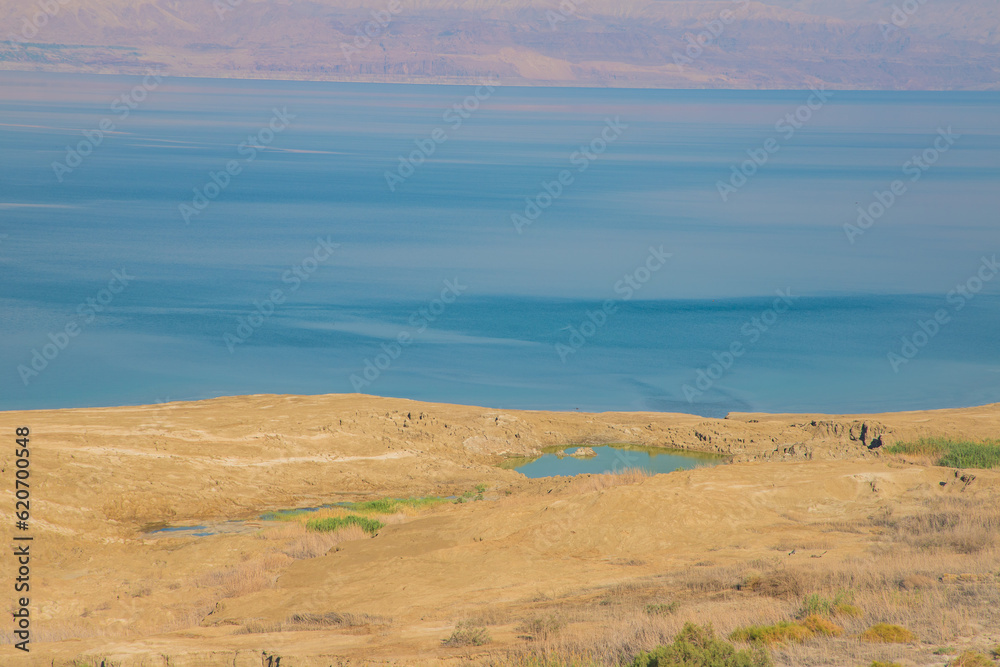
[{"xmin": 1, "ymin": 0, "xmax": 998, "ymax": 88}]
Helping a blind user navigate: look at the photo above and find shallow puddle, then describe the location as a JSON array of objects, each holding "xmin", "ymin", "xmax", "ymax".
[{"xmin": 502, "ymin": 444, "xmax": 727, "ymax": 478}]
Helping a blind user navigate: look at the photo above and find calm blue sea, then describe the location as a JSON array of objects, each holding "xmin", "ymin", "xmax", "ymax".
[{"xmin": 1, "ymin": 72, "xmax": 998, "ymax": 416}]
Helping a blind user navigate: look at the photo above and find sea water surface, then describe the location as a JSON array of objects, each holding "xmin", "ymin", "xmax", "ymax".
[{"xmin": 1, "ymin": 72, "xmax": 998, "ymax": 416}]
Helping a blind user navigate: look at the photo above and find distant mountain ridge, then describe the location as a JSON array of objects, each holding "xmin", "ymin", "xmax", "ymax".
[{"xmin": 1, "ymin": 0, "xmax": 998, "ymax": 89}]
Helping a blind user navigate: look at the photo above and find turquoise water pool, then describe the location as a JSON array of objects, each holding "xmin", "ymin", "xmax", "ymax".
[{"xmin": 503, "ymin": 445, "xmax": 727, "ymax": 478}]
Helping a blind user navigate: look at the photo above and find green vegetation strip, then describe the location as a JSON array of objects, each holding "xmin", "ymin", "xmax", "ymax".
[
  {"xmin": 886, "ymin": 438, "xmax": 1000, "ymax": 469},
  {"xmin": 341, "ymin": 496, "xmax": 447, "ymax": 513},
  {"xmin": 306, "ymin": 515, "xmax": 383, "ymax": 535},
  {"xmin": 260, "ymin": 508, "xmax": 317, "ymax": 521}
]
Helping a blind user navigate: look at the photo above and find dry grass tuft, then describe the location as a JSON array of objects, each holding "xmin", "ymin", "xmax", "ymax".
[
  {"xmin": 234, "ymin": 611, "xmax": 392, "ymax": 635},
  {"xmin": 578, "ymin": 467, "xmax": 652, "ymax": 492},
  {"xmin": 443, "ymin": 622, "xmax": 492, "ymax": 647},
  {"xmin": 233, "ymin": 619, "xmax": 283, "ymax": 635},
  {"xmin": 466, "ymin": 607, "xmax": 514, "ymax": 627},
  {"xmin": 739, "ymin": 569, "xmax": 805, "ymax": 599},
  {"xmin": 872, "ymin": 498, "xmax": 1000, "ymax": 554},
  {"xmin": 198, "ymin": 552, "xmax": 292, "ymax": 598},
  {"xmin": 859, "ymin": 623, "xmax": 916, "ymax": 643},
  {"xmin": 258, "ymin": 521, "xmax": 368, "ymax": 559},
  {"xmin": 519, "ymin": 615, "xmax": 567, "ymax": 641},
  {"xmin": 730, "ymin": 620, "xmax": 813, "ymax": 645},
  {"xmin": 800, "ymin": 614, "xmax": 843, "ymax": 637},
  {"xmin": 948, "ymin": 651, "xmax": 994, "ymax": 667},
  {"xmin": 898, "ymin": 574, "xmax": 935, "ymax": 590},
  {"xmin": 644, "ymin": 602, "xmax": 679, "ymax": 616},
  {"xmin": 285, "ymin": 611, "xmax": 390, "ymax": 628}
]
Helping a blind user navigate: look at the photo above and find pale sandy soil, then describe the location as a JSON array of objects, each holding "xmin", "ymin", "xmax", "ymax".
[{"xmin": 0, "ymin": 394, "xmax": 998, "ymax": 666}]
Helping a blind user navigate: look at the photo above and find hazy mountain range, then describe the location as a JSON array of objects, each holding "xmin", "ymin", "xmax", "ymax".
[{"xmin": 1, "ymin": 0, "xmax": 998, "ymax": 89}]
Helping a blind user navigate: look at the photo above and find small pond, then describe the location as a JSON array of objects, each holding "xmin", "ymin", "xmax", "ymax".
[{"xmin": 501, "ymin": 444, "xmax": 728, "ymax": 478}]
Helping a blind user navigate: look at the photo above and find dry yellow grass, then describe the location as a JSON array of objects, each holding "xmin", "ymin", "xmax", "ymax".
[
  {"xmin": 259, "ymin": 521, "xmax": 369, "ymax": 559},
  {"xmin": 466, "ymin": 489, "xmax": 1000, "ymax": 666},
  {"xmin": 198, "ymin": 552, "xmax": 294, "ymax": 598}
]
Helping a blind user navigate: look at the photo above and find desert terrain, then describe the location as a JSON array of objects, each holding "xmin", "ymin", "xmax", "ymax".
[{"xmin": 0, "ymin": 393, "xmax": 998, "ymax": 666}]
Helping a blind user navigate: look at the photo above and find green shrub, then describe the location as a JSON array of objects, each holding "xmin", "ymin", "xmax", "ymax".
[
  {"xmin": 870, "ymin": 662, "xmax": 903, "ymax": 667},
  {"xmin": 858, "ymin": 624, "xmax": 915, "ymax": 643},
  {"xmin": 519, "ymin": 615, "xmax": 565, "ymax": 641},
  {"xmin": 800, "ymin": 614, "xmax": 842, "ymax": 637},
  {"xmin": 934, "ymin": 647, "xmax": 959, "ymax": 655},
  {"xmin": 949, "ymin": 651, "xmax": 993, "ymax": 667},
  {"xmin": 442, "ymin": 622, "xmax": 491, "ymax": 647},
  {"xmin": 631, "ymin": 623, "xmax": 771, "ymax": 667},
  {"xmin": 730, "ymin": 621, "xmax": 812, "ymax": 645},
  {"xmin": 342, "ymin": 496, "xmax": 445, "ymax": 514},
  {"xmin": 305, "ymin": 514, "xmax": 383, "ymax": 535},
  {"xmin": 798, "ymin": 593, "xmax": 828, "ymax": 617},
  {"xmin": 453, "ymin": 489, "xmax": 485, "ymax": 504},
  {"xmin": 797, "ymin": 591, "xmax": 861, "ymax": 618},
  {"xmin": 886, "ymin": 438, "xmax": 1000, "ymax": 469},
  {"xmin": 991, "ymin": 645, "xmax": 1000, "ymax": 659}
]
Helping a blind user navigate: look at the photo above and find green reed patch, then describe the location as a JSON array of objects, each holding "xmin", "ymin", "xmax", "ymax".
[
  {"xmin": 886, "ymin": 438, "xmax": 1000, "ymax": 469},
  {"xmin": 341, "ymin": 496, "xmax": 448, "ymax": 514},
  {"xmin": 306, "ymin": 514, "xmax": 383, "ymax": 535}
]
